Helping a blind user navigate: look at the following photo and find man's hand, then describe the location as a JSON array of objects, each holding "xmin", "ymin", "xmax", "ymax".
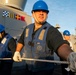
[
  {"xmin": 67, "ymin": 52, "xmax": 76, "ymax": 72},
  {"xmin": 13, "ymin": 51, "xmax": 22, "ymax": 62}
]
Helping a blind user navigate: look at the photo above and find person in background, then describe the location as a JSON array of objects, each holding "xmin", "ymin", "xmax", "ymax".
[
  {"xmin": 0, "ymin": 24, "xmax": 16, "ymax": 75},
  {"xmin": 13, "ymin": 0, "xmax": 76, "ymax": 75},
  {"xmin": 60, "ymin": 30, "xmax": 74, "ymax": 75},
  {"xmin": 63, "ymin": 30, "xmax": 73, "ymax": 50}
]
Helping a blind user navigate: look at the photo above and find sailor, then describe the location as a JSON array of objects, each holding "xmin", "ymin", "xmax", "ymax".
[
  {"xmin": 60, "ymin": 30, "xmax": 74, "ymax": 75},
  {"xmin": 13, "ymin": 0, "xmax": 76, "ymax": 75},
  {"xmin": 63, "ymin": 30, "xmax": 73, "ymax": 50},
  {"xmin": 0, "ymin": 24, "xmax": 16, "ymax": 75}
]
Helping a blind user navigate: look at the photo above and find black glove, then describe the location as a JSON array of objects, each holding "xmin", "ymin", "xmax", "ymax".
[{"xmin": 67, "ymin": 52, "xmax": 76, "ymax": 72}]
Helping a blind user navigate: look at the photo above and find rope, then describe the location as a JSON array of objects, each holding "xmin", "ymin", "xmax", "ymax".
[
  {"xmin": 21, "ymin": 58, "xmax": 69, "ymax": 64},
  {"xmin": 0, "ymin": 58, "xmax": 69, "ymax": 64},
  {"xmin": 0, "ymin": 58, "xmax": 12, "ymax": 60}
]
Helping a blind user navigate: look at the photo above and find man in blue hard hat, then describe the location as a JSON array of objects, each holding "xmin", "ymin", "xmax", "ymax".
[
  {"xmin": 13, "ymin": 0, "xmax": 76, "ymax": 75},
  {"xmin": 63, "ymin": 30, "xmax": 73, "ymax": 50},
  {"xmin": 0, "ymin": 24, "xmax": 16, "ymax": 75},
  {"xmin": 60, "ymin": 30, "xmax": 74, "ymax": 75}
]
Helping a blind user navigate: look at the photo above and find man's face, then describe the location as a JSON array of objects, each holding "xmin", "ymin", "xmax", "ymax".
[
  {"xmin": 0, "ymin": 33, "xmax": 2, "ymax": 39},
  {"xmin": 32, "ymin": 10, "xmax": 48, "ymax": 24},
  {"xmin": 64, "ymin": 35, "xmax": 70, "ymax": 40},
  {"xmin": 0, "ymin": 31, "xmax": 4, "ymax": 39}
]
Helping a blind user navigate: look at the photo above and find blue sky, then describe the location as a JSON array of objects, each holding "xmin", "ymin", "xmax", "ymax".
[{"xmin": 24, "ymin": 0, "xmax": 76, "ymax": 35}]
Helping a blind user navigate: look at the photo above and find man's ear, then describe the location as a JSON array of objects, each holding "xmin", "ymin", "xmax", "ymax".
[{"xmin": 32, "ymin": 12, "xmax": 34, "ymax": 18}]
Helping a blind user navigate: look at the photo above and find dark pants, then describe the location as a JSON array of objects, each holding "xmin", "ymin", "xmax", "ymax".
[
  {"xmin": 60, "ymin": 58, "xmax": 75, "ymax": 75},
  {"xmin": 0, "ymin": 61, "xmax": 13, "ymax": 75},
  {"xmin": 24, "ymin": 67, "xmax": 54, "ymax": 75}
]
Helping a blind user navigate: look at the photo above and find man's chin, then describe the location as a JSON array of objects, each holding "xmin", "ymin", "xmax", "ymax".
[{"xmin": 38, "ymin": 21, "xmax": 45, "ymax": 24}]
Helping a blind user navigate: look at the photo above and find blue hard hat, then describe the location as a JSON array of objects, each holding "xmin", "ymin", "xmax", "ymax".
[
  {"xmin": 63, "ymin": 30, "xmax": 70, "ymax": 36},
  {"xmin": 32, "ymin": 0, "xmax": 49, "ymax": 13},
  {"xmin": 0, "ymin": 24, "xmax": 5, "ymax": 33}
]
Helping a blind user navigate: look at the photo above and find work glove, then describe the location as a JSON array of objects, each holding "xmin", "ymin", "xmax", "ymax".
[
  {"xmin": 67, "ymin": 52, "xmax": 76, "ymax": 72},
  {"xmin": 13, "ymin": 51, "xmax": 22, "ymax": 62}
]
